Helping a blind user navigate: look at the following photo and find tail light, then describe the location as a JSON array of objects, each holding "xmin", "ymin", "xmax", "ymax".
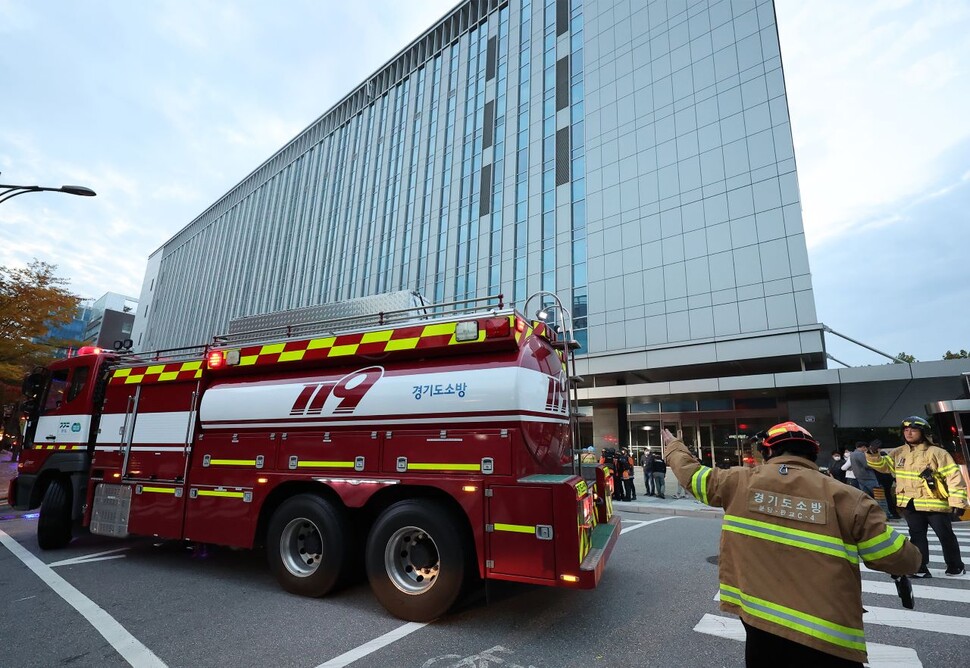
[
  {"xmin": 207, "ymin": 351, "xmax": 225, "ymax": 370},
  {"xmin": 484, "ymin": 317, "xmax": 512, "ymax": 338}
]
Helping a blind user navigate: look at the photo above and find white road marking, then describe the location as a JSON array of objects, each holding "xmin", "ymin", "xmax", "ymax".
[
  {"xmin": 316, "ymin": 622, "xmax": 428, "ymax": 667},
  {"xmin": 0, "ymin": 529, "xmax": 166, "ymax": 667},
  {"xmin": 48, "ymin": 547, "xmax": 130, "ymax": 568},
  {"xmin": 693, "ymin": 614, "xmax": 922, "ymax": 667},
  {"xmin": 620, "ymin": 516, "xmax": 681, "ymax": 535},
  {"xmin": 863, "ymin": 605, "xmax": 970, "ymax": 636},
  {"xmin": 861, "ymin": 579, "xmax": 970, "ymax": 604},
  {"xmin": 862, "ymin": 560, "xmax": 966, "ymax": 574}
]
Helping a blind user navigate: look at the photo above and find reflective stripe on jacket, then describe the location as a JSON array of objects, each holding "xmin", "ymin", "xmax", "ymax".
[
  {"xmin": 665, "ymin": 440, "xmax": 921, "ymax": 664},
  {"xmin": 867, "ymin": 442, "xmax": 969, "ymax": 512}
]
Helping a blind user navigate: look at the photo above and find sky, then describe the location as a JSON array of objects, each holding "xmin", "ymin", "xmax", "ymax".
[{"xmin": 1, "ymin": 0, "xmax": 968, "ymax": 367}]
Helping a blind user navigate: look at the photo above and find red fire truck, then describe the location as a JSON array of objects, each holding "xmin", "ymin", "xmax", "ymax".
[{"xmin": 9, "ymin": 294, "xmax": 619, "ymax": 621}]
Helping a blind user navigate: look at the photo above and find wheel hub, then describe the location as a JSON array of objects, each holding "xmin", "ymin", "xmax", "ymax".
[
  {"xmin": 385, "ymin": 526, "xmax": 440, "ymax": 595},
  {"xmin": 281, "ymin": 518, "xmax": 324, "ymax": 577}
]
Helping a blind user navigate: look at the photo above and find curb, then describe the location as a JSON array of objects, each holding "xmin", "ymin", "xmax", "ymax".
[{"xmin": 613, "ymin": 500, "xmax": 724, "ymax": 520}]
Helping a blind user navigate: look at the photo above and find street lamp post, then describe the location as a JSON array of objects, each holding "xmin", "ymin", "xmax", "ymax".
[{"xmin": 0, "ymin": 173, "xmax": 96, "ymax": 205}]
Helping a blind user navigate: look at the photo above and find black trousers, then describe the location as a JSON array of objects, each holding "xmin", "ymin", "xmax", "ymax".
[
  {"xmin": 903, "ymin": 500, "xmax": 965, "ymax": 571},
  {"xmin": 742, "ymin": 620, "xmax": 862, "ymax": 668},
  {"xmin": 623, "ymin": 478, "xmax": 636, "ymax": 500}
]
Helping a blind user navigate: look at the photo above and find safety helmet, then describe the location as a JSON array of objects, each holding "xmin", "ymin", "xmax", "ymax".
[
  {"xmin": 901, "ymin": 416, "xmax": 930, "ymax": 432},
  {"xmin": 757, "ymin": 421, "xmax": 819, "ymax": 453}
]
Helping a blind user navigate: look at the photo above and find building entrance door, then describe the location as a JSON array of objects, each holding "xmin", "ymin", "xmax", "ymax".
[{"xmin": 673, "ymin": 419, "xmax": 758, "ymax": 469}]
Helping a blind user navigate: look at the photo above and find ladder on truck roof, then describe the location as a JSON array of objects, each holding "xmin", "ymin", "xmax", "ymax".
[{"xmin": 215, "ymin": 293, "xmax": 509, "ymax": 348}]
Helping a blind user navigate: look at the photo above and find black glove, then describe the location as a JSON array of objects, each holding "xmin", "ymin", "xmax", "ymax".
[
  {"xmin": 953, "ymin": 507, "xmax": 965, "ymax": 521},
  {"xmin": 891, "ymin": 575, "xmax": 915, "ymax": 610}
]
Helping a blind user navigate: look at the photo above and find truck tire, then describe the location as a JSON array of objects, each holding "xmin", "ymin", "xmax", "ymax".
[
  {"xmin": 38, "ymin": 479, "xmax": 72, "ymax": 550},
  {"xmin": 267, "ymin": 494, "xmax": 350, "ymax": 597},
  {"xmin": 365, "ymin": 499, "xmax": 471, "ymax": 622}
]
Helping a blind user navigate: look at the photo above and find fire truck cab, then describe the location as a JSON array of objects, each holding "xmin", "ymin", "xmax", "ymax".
[{"xmin": 9, "ymin": 294, "xmax": 620, "ymax": 621}]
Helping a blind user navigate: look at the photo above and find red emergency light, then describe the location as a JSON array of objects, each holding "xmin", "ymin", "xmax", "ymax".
[
  {"xmin": 207, "ymin": 351, "xmax": 225, "ymax": 370},
  {"xmin": 76, "ymin": 346, "xmax": 103, "ymax": 356},
  {"xmin": 484, "ymin": 317, "xmax": 511, "ymax": 338}
]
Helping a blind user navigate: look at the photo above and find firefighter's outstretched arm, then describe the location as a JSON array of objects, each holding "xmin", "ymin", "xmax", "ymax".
[
  {"xmin": 854, "ymin": 496, "xmax": 922, "ymax": 576},
  {"xmin": 865, "ymin": 452, "xmax": 894, "ymax": 475},
  {"xmin": 661, "ymin": 428, "xmax": 724, "ymax": 507}
]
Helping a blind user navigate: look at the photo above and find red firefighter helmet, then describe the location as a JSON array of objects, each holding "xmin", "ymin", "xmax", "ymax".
[{"xmin": 758, "ymin": 421, "xmax": 819, "ymax": 453}]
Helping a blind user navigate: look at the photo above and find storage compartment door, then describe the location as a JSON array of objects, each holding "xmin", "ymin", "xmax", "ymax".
[{"xmin": 486, "ymin": 485, "xmax": 556, "ymax": 581}]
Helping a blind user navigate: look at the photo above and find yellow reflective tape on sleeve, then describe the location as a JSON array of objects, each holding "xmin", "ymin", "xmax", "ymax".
[
  {"xmin": 296, "ymin": 461, "xmax": 356, "ymax": 468},
  {"xmin": 407, "ymin": 462, "xmax": 483, "ymax": 471},
  {"xmin": 307, "ymin": 337, "xmax": 336, "ymax": 350},
  {"xmin": 384, "ymin": 337, "xmax": 420, "ymax": 351},
  {"xmin": 208, "ymin": 459, "xmax": 257, "ymax": 466},
  {"xmin": 141, "ymin": 486, "xmax": 177, "ymax": 494},
  {"xmin": 361, "ymin": 330, "xmax": 394, "ymax": 343},
  {"xmin": 494, "ymin": 523, "xmax": 536, "ymax": 534},
  {"xmin": 329, "ymin": 344, "xmax": 360, "ymax": 356},
  {"xmin": 158, "ymin": 371, "xmax": 180, "ymax": 381},
  {"xmin": 278, "ymin": 350, "xmax": 307, "ymax": 362},
  {"xmin": 196, "ymin": 489, "xmax": 246, "ymax": 499},
  {"xmin": 421, "ymin": 323, "xmax": 456, "ymax": 337},
  {"xmin": 260, "ymin": 343, "xmax": 286, "ymax": 355}
]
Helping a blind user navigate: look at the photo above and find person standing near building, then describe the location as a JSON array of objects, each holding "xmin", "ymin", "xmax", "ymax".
[
  {"xmin": 841, "ymin": 449, "xmax": 857, "ymax": 488},
  {"xmin": 620, "ymin": 448, "xmax": 637, "ymax": 501},
  {"xmin": 662, "ymin": 422, "xmax": 920, "ymax": 667},
  {"xmin": 829, "ymin": 450, "xmax": 847, "ymax": 483},
  {"xmin": 869, "ymin": 440, "xmax": 901, "ymax": 520},
  {"xmin": 849, "ymin": 442, "xmax": 879, "ymax": 498},
  {"xmin": 867, "ymin": 416, "xmax": 968, "ymax": 577},
  {"xmin": 651, "ymin": 455, "xmax": 666, "ymax": 499},
  {"xmin": 642, "ymin": 451, "xmax": 655, "ymax": 496}
]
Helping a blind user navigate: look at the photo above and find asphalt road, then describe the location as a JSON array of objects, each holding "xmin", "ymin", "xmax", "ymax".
[{"xmin": 1, "ymin": 508, "xmax": 968, "ymax": 667}]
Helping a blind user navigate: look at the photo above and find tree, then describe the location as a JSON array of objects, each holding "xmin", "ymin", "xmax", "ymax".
[
  {"xmin": 0, "ymin": 261, "xmax": 80, "ymax": 398},
  {"xmin": 943, "ymin": 350, "xmax": 969, "ymax": 359},
  {"xmin": 893, "ymin": 352, "xmax": 917, "ymax": 364}
]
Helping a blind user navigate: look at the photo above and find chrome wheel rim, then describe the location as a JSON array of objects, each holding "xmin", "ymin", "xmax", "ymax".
[
  {"xmin": 384, "ymin": 525, "xmax": 440, "ymax": 595},
  {"xmin": 280, "ymin": 517, "xmax": 324, "ymax": 577}
]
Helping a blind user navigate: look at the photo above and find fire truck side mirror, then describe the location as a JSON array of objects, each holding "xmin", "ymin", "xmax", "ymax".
[{"xmin": 22, "ymin": 370, "xmax": 45, "ymax": 399}]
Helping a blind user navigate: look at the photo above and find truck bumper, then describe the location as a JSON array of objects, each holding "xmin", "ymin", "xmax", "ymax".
[{"xmin": 577, "ymin": 514, "xmax": 621, "ymax": 588}]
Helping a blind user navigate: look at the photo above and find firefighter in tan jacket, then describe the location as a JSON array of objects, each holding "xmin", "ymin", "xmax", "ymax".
[
  {"xmin": 663, "ymin": 422, "xmax": 921, "ymax": 667},
  {"xmin": 867, "ymin": 415, "xmax": 968, "ymax": 577}
]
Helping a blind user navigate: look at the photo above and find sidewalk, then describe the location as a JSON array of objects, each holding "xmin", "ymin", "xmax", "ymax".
[
  {"xmin": 612, "ymin": 468, "xmax": 724, "ymax": 520},
  {"xmin": 0, "ymin": 457, "xmax": 18, "ymax": 506},
  {"xmin": 612, "ymin": 493, "xmax": 723, "ymax": 519}
]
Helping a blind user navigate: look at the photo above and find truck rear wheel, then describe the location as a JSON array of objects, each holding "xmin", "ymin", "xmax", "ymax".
[
  {"xmin": 267, "ymin": 494, "xmax": 350, "ymax": 597},
  {"xmin": 38, "ymin": 479, "xmax": 72, "ymax": 550},
  {"xmin": 365, "ymin": 500, "xmax": 471, "ymax": 622}
]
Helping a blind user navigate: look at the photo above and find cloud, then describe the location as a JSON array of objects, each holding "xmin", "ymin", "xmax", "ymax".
[{"xmin": 776, "ymin": 0, "xmax": 970, "ymax": 247}]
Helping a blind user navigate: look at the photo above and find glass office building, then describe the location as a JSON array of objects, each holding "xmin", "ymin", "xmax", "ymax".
[{"xmin": 134, "ymin": 0, "xmax": 834, "ymax": 462}]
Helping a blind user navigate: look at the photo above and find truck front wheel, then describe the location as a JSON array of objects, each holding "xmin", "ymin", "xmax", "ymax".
[
  {"xmin": 37, "ymin": 478, "xmax": 72, "ymax": 550},
  {"xmin": 267, "ymin": 494, "xmax": 350, "ymax": 597},
  {"xmin": 365, "ymin": 500, "xmax": 471, "ymax": 622}
]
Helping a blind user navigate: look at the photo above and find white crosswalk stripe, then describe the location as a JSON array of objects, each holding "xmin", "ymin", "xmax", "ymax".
[{"xmin": 694, "ymin": 523, "xmax": 970, "ymax": 666}]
